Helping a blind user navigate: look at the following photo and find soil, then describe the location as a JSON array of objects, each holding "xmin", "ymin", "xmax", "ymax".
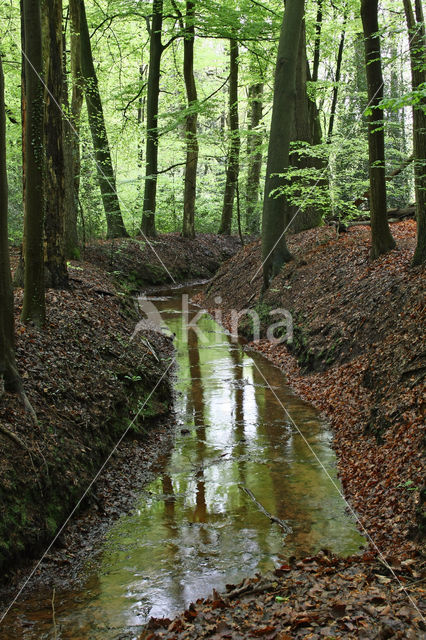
[
  {"xmin": 0, "ymin": 233, "xmax": 240, "ymax": 593},
  {"xmin": 84, "ymin": 232, "xmax": 240, "ymax": 292}
]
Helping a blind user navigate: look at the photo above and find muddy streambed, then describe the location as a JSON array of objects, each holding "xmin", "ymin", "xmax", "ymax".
[{"xmin": 0, "ymin": 287, "xmax": 365, "ymax": 639}]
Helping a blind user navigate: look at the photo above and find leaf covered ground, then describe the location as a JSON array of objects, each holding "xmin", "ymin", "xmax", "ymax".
[
  {"xmin": 140, "ymin": 551, "xmax": 425, "ymax": 640},
  {"xmin": 158, "ymin": 220, "xmax": 425, "ymax": 639}
]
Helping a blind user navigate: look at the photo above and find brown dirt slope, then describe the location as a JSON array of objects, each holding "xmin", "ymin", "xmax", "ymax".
[
  {"xmin": 0, "ymin": 233, "xmax": 240, "ymax": 576},
  {"xmin": 0, "ymin": 261, "xmax": 172, "ymax": 575},
  {"xmin": 85, "ymin": 232, "xmax": 240, "ymax": 291},
  {"xmin": 203, "ymin": 221, "xmax": 425, "ymax": 558}
]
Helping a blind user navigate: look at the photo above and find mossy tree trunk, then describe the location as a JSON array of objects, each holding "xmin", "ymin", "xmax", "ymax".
[
  {"xmin": 79, "ymin": 0, "xmax": 128, "ymax": 239},
  {"xmin": 245, "ymin": 81, "xmax": 263, "ymax": 234},
  {"xmin": 219, "ymin": 39, "xmax": 240, "ymax": 236},
  {"xmin": 261, "ymin": 0, "xmax": 304, "ymax": 289},
  {"xmin": 0, "ymin": 57, "xmax": 22, "ymax": 393},
  {"xmin": 360, "ymin": 0, "xmax": 396, "ymax": 259},
  {"xmin": 182, "ymin": 0, "xmax": 198, "ymax": 239},
  {"xmin": 403, "ymin": 0, "xmax": 426, "ymax": 266},
  {"xmin": 142, "ymin": 0, "xmax": 163, "ymax": 237},
  {"xmin": 21, "ymin": 0, "xmax": 46, "ymax": 326},
  {"xmin": 42, "ymin": 0, "xmax": 68, "ymax": 287}
]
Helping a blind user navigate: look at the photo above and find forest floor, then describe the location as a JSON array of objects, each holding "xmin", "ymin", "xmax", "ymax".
[
  {"xmin": 0, "ymin": 233, "xmax": 239, "ymax": 593},
  {"xmin": 140, "ymin": 220, "xmax": 425, "ymax": 640}
]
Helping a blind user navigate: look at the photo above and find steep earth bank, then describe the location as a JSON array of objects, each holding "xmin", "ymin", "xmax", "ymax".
[
  {"xmin": 201, "ymin": 221, "xmax": 424, "ymax": 558},
  {"xmin": 139, "ymin": 221, "xmax": 425, "ymax": 639},
  {"xmin": 0, "ymin": 234, "xmax": 240, "ymax": 582}
]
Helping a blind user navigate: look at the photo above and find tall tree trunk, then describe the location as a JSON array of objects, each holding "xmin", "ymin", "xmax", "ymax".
[
  {"xmin": 79, "ymin": 0, "xmax": 128, "ymax": 238},
  {"xmin": 12, "ymin": 0, "xmax": 27, "ymax": 289},
  {"xmin": 21, "ymin": 0, "xmax": 46, "ymax": 326},
  {"xmin": 142, "ymin": 0, "xmax": 163, "ymax": 237},
  {"xmin": 312, "ymin": 0, "xmax": 323, "ymax": 83},
  {"xmin": 219, "ymin": 39, "xmax": 240, "ymax": 235},
  {"xmin": 360, "ymin": 0, "xmax": 396, "ymax": 259},
  {"xmin": 182, "ymin": 0, "xmax": 198, "ymax": 239},
  {"xmin": 0, "ymin": 57, "xmax": 22, "ymax": 393},
  {"xmin": 64, "ymin": 0, "xmax": 83, "ymax": 258},
  {"xmin": 245, "ymin": 81, "xmax": 263, "ymax": 234},
  {"xmin": 327, "ymin": 13, "xmax": 347, "ymax": 142},
  {"xmin": 287, "ymin": 22, "xmax": 325, "ymax": 234},
  {"xmin": 262, "ymin": 0, "xmax": 304, "ymax": 288},
  {"xmin": 403, "ymin": 0, "xmax": 426, "ymax": 265},
  {"xmin": 42, "ymin": 0, "xmax": 68, "ymax": 287}
]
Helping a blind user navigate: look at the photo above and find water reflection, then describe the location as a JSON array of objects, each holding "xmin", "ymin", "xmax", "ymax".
[{"xmin": 0, "ymin": 291, "xmax": 364, "ymax": 639}]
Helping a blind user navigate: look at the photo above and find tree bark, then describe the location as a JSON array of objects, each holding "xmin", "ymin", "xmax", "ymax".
[
  {"xmin": 245, "ymin": 81, "xmax": 263, "ymax": 234},
  {"xmin": 79, "ymin": 0, "xmax": 128, "ymax": 239},
  {"xmin": 287, "ymin": 22, "xmax": 325, "ymax": 234},
  {"xmin": 312, "ymin": 0, "xmax": 323, "ymax": 83},
  {"xmin": 403, "ymin": 0, "xmax": 426, "ymax": 265},
  {"xmin": 21, "ymin": 0, "xmax": 46, "ymax": 326},
  {"xmin": 219, "ymin": 39, "xmax": 240, "ymax": 235},
  {"xmin": 42, "ymin": 0, "xmax": 68, "ymax": 288},
  {"xmin": 0, "ymin": 57, "xmax": 22, "ymax": 393},
  {"xmin": 262, "ymin": 0, "xmax": 304, "ymax": 288},
  {"xmin": 360, "ymin": 0, "xmax": 396, "ymax": 259},
  {"xmin": 142, "ymin": 0, "xmax": 163, "ymax": 237},
  {"xmin": 64, "ymin": 0, "xmax": 84, "ymax": 258},
  {"xmin": 327, "ymin": 13, "xmax": 346, "ymax": 142},
  {"xmin": 182, "ymin": 0, "xmax": 198, "ymax": 239}
]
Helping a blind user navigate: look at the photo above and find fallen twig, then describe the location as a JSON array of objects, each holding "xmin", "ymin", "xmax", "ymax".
[{"xmin": 239, "ymin": 484, "xmax": 292, "ymax": 533}]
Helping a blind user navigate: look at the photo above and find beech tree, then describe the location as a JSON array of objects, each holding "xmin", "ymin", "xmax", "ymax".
[
  {"xmin": 219, "ymin": 39, "xmax": 240, "ymax": 235},
  {"xmin": 360, "ymin": 0, "xmax": 395, "ymax": 259},
  {"xmin": 0, "ymin": 56, "xmax": 21, "ymax": 394},
  {"xmin": 79, "ymin": 0, "xmax": 128, "ymax": 238},
  {"xmin": 21, "ymin": 0, "xmax": 46, "ymax": 326},
  {"xmin": 142, "ymin": 0, "xmax": 164, "ymax": 237},
  {"xmin": 63, "ymin": 0, "xmax": 84, "ymax": 258},
  {"xmin": 287, "ymin": 21, "xmax": 325, "ymax": 233},
  {"xmin": 245, "ymin": 77, "xmax": 264, "ymax": 234},
  {"xmin": 403, "ymin": 0, "xmax": 426, "ymax": 266},
  {"xmin": 262, "ymin": 0, "xmax": 304, "ymax": 288},
  {"xmin": 42, "ymin": 0, "xmax": 68, "ymax": 287},
  {"xmin": 182, "ymin": 0, "xmax": 198, "ymax": 239}
]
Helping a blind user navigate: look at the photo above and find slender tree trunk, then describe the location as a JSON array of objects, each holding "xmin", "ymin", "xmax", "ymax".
[
  {"xmin": 79, "ymin": 0, "xmax": 128, "ymax": 238},
  {"xmin": 327, "ymin": 14, "xmax": 346, "ymax": 142},
  {"xmin": 403, "ymin": 0, "xmax": 426, "ymax": 265},
  {"xmin": 262, "ymin": 0, "xmax": 304, "ymax": 288},
  {"xmin": 64, "ymin": 0, "xmax": 83, "ymax": 257},
  {"xmin": 361, "ymin": 0, "xmax": 396, "ymax": 259},
  {"xmin": 12, "ymin": 0, "xmax": 26, "ymax": 288},
  {"xmin": 21, "ymin": 0, "xmax": 46, "ymax": 326},
  {"xmin": 0, "ymin": 57, "xmax": 22, "ymax": 393},
  {"xmin": 245, "ymin": 81, "xmax": 263, "ymax": 234},
  {"xmin": 182, "ymin": 0, "xmax": 198, "ymax": 239},
  {"xmin": 312, "ymin": 0, "xmax": 323, "ymax": 83},
  {"xmin": 142, "ymin": 0, "xmax": 163, "ymax": 237},
  {"xmin": 42, "ymin": 0, "xmax": 68, "ymax": 287},
  {"xmin": 219, "ymin": 39, "xmax": 240, "ymax": 235}
]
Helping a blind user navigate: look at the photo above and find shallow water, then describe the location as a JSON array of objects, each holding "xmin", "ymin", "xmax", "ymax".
[{"xmin": 0, "ymin": 289, "xmax": 364, "ymax": 639}]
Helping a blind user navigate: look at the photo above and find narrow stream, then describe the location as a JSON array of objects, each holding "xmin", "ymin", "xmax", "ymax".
[{"xmin": 1, "ymin": 288, "xmax": 364, "ymax": 639}]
